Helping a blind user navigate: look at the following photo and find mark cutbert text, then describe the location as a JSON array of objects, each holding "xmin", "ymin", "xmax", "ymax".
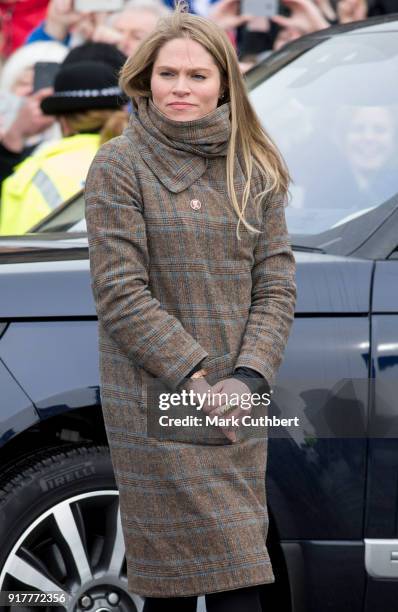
[{"xmin": 159, "ymin": 415, "xmax": 300, "ymax": 427}]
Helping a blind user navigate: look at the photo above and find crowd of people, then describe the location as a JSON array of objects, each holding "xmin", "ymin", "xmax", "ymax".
[{"xmin": 0, "ymin": 0, "xmax": 396, "ymax": 234}]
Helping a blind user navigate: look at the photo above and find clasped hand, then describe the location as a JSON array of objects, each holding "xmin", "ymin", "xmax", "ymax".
[{"xmin": 182, "ymin": 376, "xmax": 252, "ymax": 443}]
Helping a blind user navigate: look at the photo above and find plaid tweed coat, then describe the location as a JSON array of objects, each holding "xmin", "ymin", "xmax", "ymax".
[{"xmin": 85, "ymin": 96, "xmax": 296, "ymax": 598}]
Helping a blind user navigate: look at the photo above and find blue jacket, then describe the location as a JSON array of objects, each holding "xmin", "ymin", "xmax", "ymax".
[{"xmin": 25, "ymin": 22, "xmax": 70, "ymax": 45}]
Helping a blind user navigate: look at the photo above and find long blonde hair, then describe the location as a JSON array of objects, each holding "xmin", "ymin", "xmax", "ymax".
[
  {"xmin": 61, "ymin": 109, "xmax": 129, "ymax": 145},
  {"xmin": 120, "ymin": 0, "xmax": 290, "ymax": 238}
]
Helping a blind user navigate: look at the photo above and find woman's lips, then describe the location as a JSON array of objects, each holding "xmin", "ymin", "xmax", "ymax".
[{"xmin": 168, "ymin": 102, "xmax": 195, "ymax": 108}]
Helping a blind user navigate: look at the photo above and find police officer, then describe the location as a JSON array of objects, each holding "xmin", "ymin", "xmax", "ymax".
[{"xmin": 0, "ymin": 59, "xmax": 127, "ymax": 235}]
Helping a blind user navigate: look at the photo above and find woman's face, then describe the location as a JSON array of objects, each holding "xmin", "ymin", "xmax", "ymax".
[{"xmin": 150, "ymin": 38, "xmax": 223, "ymax": 121}]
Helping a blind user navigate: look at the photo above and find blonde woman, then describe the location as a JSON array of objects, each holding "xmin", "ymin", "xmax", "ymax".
[{"xmin": 85, "ymin": 2, "xmax": 296, "ymax": 610}]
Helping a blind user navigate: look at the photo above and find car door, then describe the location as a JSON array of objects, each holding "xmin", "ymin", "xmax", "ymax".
[
  {"xmin": 365, "ymin": 247, "xmax": 398, "ymax": 611},
  {"xmin": 266, "ymin": 252, "xmax": 372, "ymax": 612}
]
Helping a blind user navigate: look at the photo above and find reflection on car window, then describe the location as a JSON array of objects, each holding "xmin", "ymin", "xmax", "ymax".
[
  {"xmin": 31, "ymin": 192, "xmax": 85, "ymax": 233},
  {"xmin": 249, "ymin": 34, "xmax": 398, "ymax": 235},
  {"xmin": 69, "ymin": 218, "xmax": 87, "ymax": 232}
]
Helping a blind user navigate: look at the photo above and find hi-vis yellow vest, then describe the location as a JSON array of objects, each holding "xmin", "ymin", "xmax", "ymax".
[{"xmin": 0, "ymin": 133, "xmax": 100, "ymax": 235}]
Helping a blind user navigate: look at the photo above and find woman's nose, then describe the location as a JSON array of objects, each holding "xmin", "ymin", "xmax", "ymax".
[{"xmin": 172, "ymin": 75, "xmax": 190, "ymax": 94}]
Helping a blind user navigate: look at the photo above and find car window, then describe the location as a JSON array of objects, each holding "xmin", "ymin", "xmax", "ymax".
[
  {"xmin": 249, "ymin": 33, "xmax": 398, "ymax": 235},
  {"xmin": 70, "ymin": 218, "xmax": 87, "ymax": 232},
  {"xmin": 30, "ymin": 191, "xmax": 86, "ymax": 233}
]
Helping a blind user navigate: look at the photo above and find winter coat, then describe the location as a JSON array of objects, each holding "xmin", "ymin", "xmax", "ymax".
[{"xmin": 84, "ymin": 96, "xmax": 296, "ymax": 598}]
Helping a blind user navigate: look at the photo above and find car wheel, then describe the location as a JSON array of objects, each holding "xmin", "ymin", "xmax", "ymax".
[{"xmin": 0, "ymin": 444, "xmax": 143, "ymax": 612}]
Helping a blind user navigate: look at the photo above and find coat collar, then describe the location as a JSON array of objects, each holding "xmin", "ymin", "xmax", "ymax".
[{"xmin": 124, "ymin": 96, "xmax": 231, "ymax": 193}]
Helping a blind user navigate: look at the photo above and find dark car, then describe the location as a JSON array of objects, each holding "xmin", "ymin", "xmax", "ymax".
[{"xmin": 1, "ymin": 15, "xmax": 398, "ymax": 612}]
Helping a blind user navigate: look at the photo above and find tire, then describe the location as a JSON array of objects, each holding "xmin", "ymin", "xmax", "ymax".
[{"xmin": 0, "ymin": 444, "xmax": 143, "ymax": 612}]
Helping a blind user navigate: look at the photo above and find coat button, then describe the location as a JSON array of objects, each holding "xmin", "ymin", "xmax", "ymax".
[{"xmin": 190, "ymin": 199, "xmax": 202, "ymax": 210}]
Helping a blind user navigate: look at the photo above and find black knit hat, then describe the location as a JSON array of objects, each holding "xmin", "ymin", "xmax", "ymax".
[
  {"xmin": 63, "ymin": 42, "xmax": 127, "ymax": 74},
  {"xmin": 40, "ymin": 60, "xmax": 125, "ymax": 115}
]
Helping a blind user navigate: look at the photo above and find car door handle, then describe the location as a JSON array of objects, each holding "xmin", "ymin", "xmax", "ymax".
[{"xmin": 365, "ymin": 539, "xmax": 398, "ymax": 578}]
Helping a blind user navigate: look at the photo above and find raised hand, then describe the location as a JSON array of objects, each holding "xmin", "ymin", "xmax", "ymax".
[
  {"xmin": 91, "ymin": 23, "xmax": 123, "ymax": 46},
  {"xmin": 208, "ymin": 0, "xmax": 254, "ymax": 30},
  {"xmin": 1, "ymin": 88, "xmax": 55, "ymax": 152},
  {"xmin": 45, "ymin": 0, "xmax": 82, "ymax": 41},
  {"xmin": 337, "ymin": 0, "xmax": 367, "ymax": 24},
  {"xmin": 273, "ymin": 25, "xmax": 302, "ymax": 51},
  {"xmin": 313, "ymin": 0, "xmax": 337, "ymax": 22},
  {"xmin": 271, "ymin": 0, "xmax": 329, "ymax": 36}
]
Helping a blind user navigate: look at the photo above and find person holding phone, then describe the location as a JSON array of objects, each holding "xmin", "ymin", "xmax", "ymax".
[
  {"xmin": 91, "ymin": 0, "xmax": 171, "ymax": 57},
  {"xmin": 0, "ymin": 57, "xmax": 128, "ymax": 235},
  {"xmin": 0, "ymin": 40, "xmax": 68, "ymax": 191},
  {"xmin": 25, "ymin": 0, "xmax": 119, "ymax": 47},
  {"xmin": 237, "ymin": 0, "xmax": 289, "ymax": 59},
  {"xmin": 85, "ymin": 1, "xmax": 296, "ymax": 610}
]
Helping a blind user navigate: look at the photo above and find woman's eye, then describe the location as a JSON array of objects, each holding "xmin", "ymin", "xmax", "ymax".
[{"xmin": 159, "ymin": 72, "xmax": 205, "ymax": 79}]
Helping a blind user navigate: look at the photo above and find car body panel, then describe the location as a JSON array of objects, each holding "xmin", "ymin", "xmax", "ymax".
[
  {"xmin": 0, "ymin": 258, "xmax": 94, "ymax": 318},
  {"xmin": 0, "ymin": 321, "xmax": 100, "ymax": 416},
  {"xmin": 0, "ymin": 245, "xmax": 373, "ymax": 316},
  {"xmin": 282, "ymin": 541, "xmax": 365, "ymax": 612},
  {"xmin": 372, "ymin": 261, "xmax": 398, "ymax": 312},
  {"xmin": 269, "ymin": 316, "xmax": 369, "ymax": 540},
  {"xmin": 0, "ymin": 263, "xmax": 371, "ymax": 543},
  {"xmin": 365, "ymin": 312, "xmax": 398, "ymax": 540},
  {"xmin": 0, "ymin": 358, "xmax": 39, "ymax": 446}
]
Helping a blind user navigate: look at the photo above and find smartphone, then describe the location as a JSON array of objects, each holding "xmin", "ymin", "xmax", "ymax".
[
  {"xmin": 241, "ymin": 0, "xmax": 278, "ymax": 17},
  {"xmin": 33, "ymin": 62, "xmax": 60, "ymax": 93},
  {"xmin": 74, "ymin": 0, "xmax": 124, "ymax": 11}
]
